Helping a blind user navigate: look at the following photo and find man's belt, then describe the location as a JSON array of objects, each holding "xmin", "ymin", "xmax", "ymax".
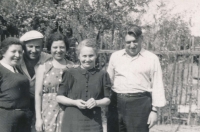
[
  {"xmin": 117, "ymin": 92, "xmax": 150, "ymax": 97},
  {"xmin": 0, "ymin": 107, "xmax": 29, "ymax": 111}
]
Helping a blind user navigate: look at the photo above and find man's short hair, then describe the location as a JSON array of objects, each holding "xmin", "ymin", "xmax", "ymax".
[{"xmin": 127, "ymin": 25, "xmax": 142, "ymax": 38}]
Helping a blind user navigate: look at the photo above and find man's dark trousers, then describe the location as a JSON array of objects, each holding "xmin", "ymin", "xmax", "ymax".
[{"xmin": 107, "ymin": 91, "xmax": 152, "ymax": 132}]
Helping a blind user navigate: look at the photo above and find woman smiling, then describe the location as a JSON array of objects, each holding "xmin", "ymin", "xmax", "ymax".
[
  {"xmin": 35, "ymin": 32, "xmax": 74, "ymax": 132},
  {"xmin": 0, "ymin": 37, "xmax": 31, "ymax": 132},
  {"xmin": 56, "ymin": 38, "xmax": 111, "ymax": 132}
]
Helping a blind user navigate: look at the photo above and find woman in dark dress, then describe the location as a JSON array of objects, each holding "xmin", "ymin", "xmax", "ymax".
[
  {"xmin": 56, "ymin": 38, "xmax": 111, "ymax": 132},
  {"xmin": 0, "ymin": 37, "xmax": 30, "ymax": 132}
]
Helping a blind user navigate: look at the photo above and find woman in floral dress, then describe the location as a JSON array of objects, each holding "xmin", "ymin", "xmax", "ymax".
[{"xmin": 35, "ymin": 32, "xmax": 74, "ymax": 132}]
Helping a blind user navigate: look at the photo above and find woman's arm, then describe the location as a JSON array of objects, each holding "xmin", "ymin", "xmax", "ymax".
[
  {"xmin": 56, "ymin": 96, "xmax": 86, "ymax": 109},
  {"xmin": 96, "ymin": 97, "xmax": 110, "ymax": 107},
  {"xmin": 86, "ymin": 97, "xmax": 110, "ymax": 109},
  {"xmin": 56, "ymin": 70, "xmax": 86, "ymax": 109},
  {"xmin": 87, "ymin": 71, "xmax": 111, "ymax": 109},
  {"xmin": 35, "ymin": 64, "xmax": 45, "ymax": 131}
]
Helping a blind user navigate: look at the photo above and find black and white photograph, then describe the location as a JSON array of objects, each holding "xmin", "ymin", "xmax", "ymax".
[{"xmin": 0, "ymin": 0, "xmax": 200, "ymax": 132}]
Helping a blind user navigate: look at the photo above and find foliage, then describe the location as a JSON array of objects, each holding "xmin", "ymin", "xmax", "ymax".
[
  {"xmin": 143, "ymin": 17, "xmax": 191, "ymax": 51},
  {"xmin": 0, "ymin": 0, "xmax": 191, "ymax": 51}
]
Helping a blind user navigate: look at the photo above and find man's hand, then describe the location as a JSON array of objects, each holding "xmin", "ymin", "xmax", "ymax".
[{"xmin": 147, "ymin": 111, "xmax": 157, "ymax": 129}]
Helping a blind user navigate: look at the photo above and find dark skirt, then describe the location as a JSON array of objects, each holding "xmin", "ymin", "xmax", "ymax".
[{"xmin": 61, "ymin": 107, "xmax": 103, "ymax": 132}]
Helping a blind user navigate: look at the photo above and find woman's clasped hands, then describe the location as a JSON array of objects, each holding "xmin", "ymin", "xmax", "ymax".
[{"xmin": 75, "ymin": 98, "xmax": 97, "ymax": 109}]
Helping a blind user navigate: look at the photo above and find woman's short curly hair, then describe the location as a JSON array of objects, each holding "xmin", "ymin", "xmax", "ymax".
[
  {"xmin": 46, "ymin": 32, "xmax": 69, "ymax": 52},
  {"xmin": 0, "ymin": 37, "xmax": 22, "ymax": 59},
  {"xmin": 76, "ymin": 38, "xmax": 99, "ymax": 57}
]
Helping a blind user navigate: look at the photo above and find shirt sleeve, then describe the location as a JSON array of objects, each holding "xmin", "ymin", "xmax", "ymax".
[
  {"xmin": 151, "ymin": 57, "xmax": 167, "ymax": 107},
  {"xmin": 107, "ymin": 53, "xmax": 115, "ymax": 84},
  {"xmin": 57, "ymin": 70, "xmax": 74, "ymax": 96},
  {"xmin": 102, "ymin": 71, "xmax": 111, "ymax": 98}
]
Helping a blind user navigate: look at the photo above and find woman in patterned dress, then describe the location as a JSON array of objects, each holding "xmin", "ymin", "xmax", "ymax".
[
  {"xmin": 56, "ymin": 38, "xmax": 111, "ymax": 132},
  {"xmin": 35, "ymin": 32, "xmax": 74, "ymax": 132}
]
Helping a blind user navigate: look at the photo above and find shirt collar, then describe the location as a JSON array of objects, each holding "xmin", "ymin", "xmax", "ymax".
[
  {"xmin": 0, "ymin": 61, "xmax": 15, "ymax": 73},
  {"xmin": 122, "ymin": 48, "xmax": 145, "ymax": 57},
  {"xmin": 46, "ymin": 58, "xmax": 74, "ymax": 70},
  {"xmin": 78, "ymin": 66, "xmax": 98, "ymax": 75},
  {"xmin": 36, "ymin": 52, "xmax": 46, "ymax": 65}
]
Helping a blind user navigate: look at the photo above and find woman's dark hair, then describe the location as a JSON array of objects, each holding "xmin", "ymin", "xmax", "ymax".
[
  {"xmin": 0, "ymin": 37, "xmax": 22, "ymax": 59},
  {"xmin": 46, "ymin": 32, "xmax": 69, "ymax": 52}
]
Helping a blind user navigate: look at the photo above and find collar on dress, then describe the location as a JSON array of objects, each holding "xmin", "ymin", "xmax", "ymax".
[
  {"xmin": 78, "ymin": 66, "xmax": 98, "ymax": 75},
  {"xmin": 0, "ymin": 61, "xmax": 15, "ymax": 73}
]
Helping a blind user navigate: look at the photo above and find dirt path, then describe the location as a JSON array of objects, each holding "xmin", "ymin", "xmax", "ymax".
[{"xmin": 150, "ymin": 125, "xmax": 200, "ymax": 132}]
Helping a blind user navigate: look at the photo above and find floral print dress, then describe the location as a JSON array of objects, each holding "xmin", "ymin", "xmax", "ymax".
[{"xmin": 42, "ymin": 60, "xmax": 73, "ymax": 132}]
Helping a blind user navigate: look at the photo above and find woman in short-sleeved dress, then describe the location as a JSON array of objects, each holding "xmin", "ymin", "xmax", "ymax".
[
  {"xmin": 35, "ymin": 32, "xmax": 74, "ymax": 132},
  {"xmin": 58, "ymin": 67, "xmax": 111, "ymax": 132},
  {"xmin": 41, "ymin": 59, "xmax": 73, "ymax": 131},
  {"xmin": 56, "ymin": 38, "xmax": 111, "ymax": 132}
]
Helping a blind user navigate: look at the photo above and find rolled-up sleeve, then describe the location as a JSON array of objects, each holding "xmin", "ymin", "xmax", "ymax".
[
  {"xmin": 57, "ymin": 70, "xmax": 74, "ymax": 96},
  {"xmin": 102, "ymin": 71, "xmax": 111, "ymax": 98},
  {"xmin": 151, "ymin": 57, "xmax": 166, "ymax": 107}
]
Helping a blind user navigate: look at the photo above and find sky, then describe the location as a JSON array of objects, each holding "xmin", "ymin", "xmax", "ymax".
[
  {"xmin": 168, "ymin": 0, "xmax": 200, "ymax": 36},
  {"xmin": 142, "ymin": 0, "xmax": 200, "ymax": 36},
  {"xmin": 114, "ymin": 0, "xmax": 200, "ymax": 36}
]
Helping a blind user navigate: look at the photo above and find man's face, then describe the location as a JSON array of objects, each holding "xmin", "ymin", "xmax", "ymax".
[
  {"xmin": 23, "ymin": 39, "xmax": 43, "ymax": 60},
  {"xmin": 125, "ymin": 34, "xmax": 142, "ymax": 57}
]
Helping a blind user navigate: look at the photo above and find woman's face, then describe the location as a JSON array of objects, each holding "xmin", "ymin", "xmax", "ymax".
[
  {"xmin": 78, "ymin": 46, "xmax": 97, "ymax": 70},
  {"xmin": 51, "ymin": 40, "xmax": 66, "ymax": 61},
  {"xmin": 2, "ymin": 44, "xmax": 23, "ymax": 66}
]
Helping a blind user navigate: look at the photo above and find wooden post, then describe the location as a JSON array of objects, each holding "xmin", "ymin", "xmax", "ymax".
[
  {"xmin": 172, "ymin": 55, "xmax": 177, "ymax": 103},
  {"xmin": 175, "ymin": 56, "xmax": 180, "ymax": 106},
  {"xmin": 179, "ymin": 58, "xmax": 186, "ymax": 104},
  {"xmin": 187, "ymin": 36, "xmax": 194, "ymax": 125},
  {"xmin": 185, "ymin": 57, "xmax": 190, "ymax": 105},
  {"xmin": 197, "ymin": 56, "xmax": 200, "ymax": 115},
  {"xmin": 99, "ymin": 32, "xmax": 103, "ymax": 69}
]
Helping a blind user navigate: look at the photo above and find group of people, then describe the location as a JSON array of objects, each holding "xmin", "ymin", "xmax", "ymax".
[{"xmin": 0, "ymin": 25, "xmax": 166, "ymax": 132}]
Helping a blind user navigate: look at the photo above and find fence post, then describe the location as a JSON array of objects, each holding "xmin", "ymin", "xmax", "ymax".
[{"xmin": 187, "ymin": 36, "xmax": 194, "ymax": 125}]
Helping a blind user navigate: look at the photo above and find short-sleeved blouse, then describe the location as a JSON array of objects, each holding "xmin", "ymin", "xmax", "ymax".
[
  {"xmin": 58, "ymin": 66, "xmax": 111, "ymax": 132},
  {"xmin": 58, "ymin": 66, "xmax": 111, "ymax": 101}
]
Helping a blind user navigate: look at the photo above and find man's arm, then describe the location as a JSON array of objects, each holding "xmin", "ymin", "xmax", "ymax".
[
  {"xmin": 107, "ymin": 54, "xmax": 115, "ymax": 84},
  {"xmin": 148, "ymin": 56, "xmax": 166, "ymax": 128}
]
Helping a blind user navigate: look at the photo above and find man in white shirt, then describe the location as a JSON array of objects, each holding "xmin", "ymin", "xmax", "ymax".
[
  {"xmin": 107, "ymin": 25, "xmax": 166, "ymax": 132},
  {"xmin": 20, "ymin": 30, "xmax": 51, "ymax": 132}
]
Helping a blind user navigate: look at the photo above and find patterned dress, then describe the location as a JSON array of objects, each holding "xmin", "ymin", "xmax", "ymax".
[{"xmin": 42, "ymin": 60, "xmax": 73, "ymax": 132}]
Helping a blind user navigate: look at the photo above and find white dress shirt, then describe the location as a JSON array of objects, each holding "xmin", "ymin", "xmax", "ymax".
[{"xmin": 107, "ymin": 48, "xmax": 166, "ymax": 107}]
